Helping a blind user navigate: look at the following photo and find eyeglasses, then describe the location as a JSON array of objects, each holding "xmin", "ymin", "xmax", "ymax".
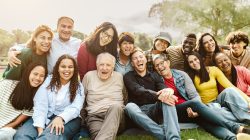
[
  {"xmin": 154, "ymin": 60, "xmax": 164, "ymax": 69},
  {"xmin": 102, "ymin": 31, "xmax": 113, "ymax": 40}
]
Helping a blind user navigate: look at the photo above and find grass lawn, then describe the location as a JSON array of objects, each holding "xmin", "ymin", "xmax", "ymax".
[{"xmin": 80, "ymin": 128, "xmax": 218, "ymax": 140}]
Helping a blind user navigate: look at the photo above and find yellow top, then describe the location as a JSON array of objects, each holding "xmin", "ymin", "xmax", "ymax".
[{"xmin": 194, "ymin": 66, "xmax": 250, "ymax": 104}]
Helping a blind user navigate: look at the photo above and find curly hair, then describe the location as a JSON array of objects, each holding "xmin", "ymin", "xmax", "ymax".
[
  {"xmin": 48, "ymin": 54, "xmax": 80, "ymax": 102},
  {"xmin": 226, "ymin": 31, "xmax": 249, "ymax": 49},
  {"xmin": 85, "ymin": 22, "xmax": 118, "ymax": 57}
]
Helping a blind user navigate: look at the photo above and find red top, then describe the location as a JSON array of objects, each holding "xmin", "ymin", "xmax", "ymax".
[
  {"xmin": 77, "ymin": 42, "xmax": 97, "ymax": 81},
  {"xmin": 164, "ymin": 77, "xmax": 186, "ymax": 105}
]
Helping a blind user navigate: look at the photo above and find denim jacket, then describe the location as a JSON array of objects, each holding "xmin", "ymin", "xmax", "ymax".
[
  {"xmin": 171, "ymin": 69, "xmax": 201, "ymax": 101},
  {"xmin": 32, "ymin": 75, "xmax": 84, "ymax": 128}
]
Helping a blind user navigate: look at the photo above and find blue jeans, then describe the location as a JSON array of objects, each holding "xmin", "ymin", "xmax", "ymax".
[
  {"xmin": 176, "ymin": 99, "xmax": 238, "ymax": 140},
  {"xmin": 14, "ymin": 117, "xmax": 81, "ymax": 140},
  {"xmin": 216, "ymin": 87, "xmax": 250, "ymax": 123},
  {"xmin": 125, "ymin": 102, "xmax": 180, "ymax": 140}
]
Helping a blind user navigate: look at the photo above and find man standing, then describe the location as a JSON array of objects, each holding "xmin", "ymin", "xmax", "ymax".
[
  {"xmin": 82, "ymin": 52, "xmax": 125, "ymax": 140},
  {"xmin": 124, "ymin": 50, "xmax": 180, "ymax": 140},
  {"xmin": 8, "ymin": 16, "xmax": 81, "ymax": 73}
]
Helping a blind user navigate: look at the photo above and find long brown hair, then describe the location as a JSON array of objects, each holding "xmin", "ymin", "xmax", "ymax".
[
  {"xmin": 85, "ymin": 22, "xmax": 118, "ymax": 57},
  {"xmin": 48, "ymin": 54, "xmax": 79, "ymax": 102},
  {"xmin": 184, "ymin": 52, "xmax": 210, "ymax": 84},
  {"xmin": 198, "ymin": 33, "xmax": 219, "ymax": 66},
  {"xmin": 9, "ymin": 62, "xmax": 48, "ymax": 110}
]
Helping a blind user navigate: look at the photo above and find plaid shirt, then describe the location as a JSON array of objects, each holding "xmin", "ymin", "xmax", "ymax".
[{"xmin": 145, "ymin": 49, "xmax": 168, "ymax": 72}]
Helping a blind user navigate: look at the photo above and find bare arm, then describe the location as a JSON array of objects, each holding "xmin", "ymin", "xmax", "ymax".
[{"xmin": 4, "ymin": 114, "xmax": 29, "ymax": 128}]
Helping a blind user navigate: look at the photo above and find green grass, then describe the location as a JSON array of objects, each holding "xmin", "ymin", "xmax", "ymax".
[{"xmin": 80, "ymin": 128, "xmax": 218, "ymax": 140}]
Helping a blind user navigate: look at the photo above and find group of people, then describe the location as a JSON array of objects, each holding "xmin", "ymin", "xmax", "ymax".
[{"xmin": 0, "ymin": 16, "xmax": 250, "ymax": 140}]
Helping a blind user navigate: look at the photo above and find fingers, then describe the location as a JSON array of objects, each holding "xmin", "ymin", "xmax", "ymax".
[
  {"xmin": 8, "ymin": 51, "xmax": 21, "ymax": 67},
  {"xmin": 50, "ymin": 124, "xmax": 64, "ymax": 135},
  {"xmin": 49, "ymin": 117, "xmax": 64, "ymax": 135}
]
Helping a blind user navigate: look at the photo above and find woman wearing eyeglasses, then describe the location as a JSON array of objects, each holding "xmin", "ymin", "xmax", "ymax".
[{"xmin": 77, "ymin": 22, "xmax": 119, "ymax": 80}]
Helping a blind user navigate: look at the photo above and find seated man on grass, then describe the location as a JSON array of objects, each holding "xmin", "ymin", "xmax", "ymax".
[
  {"xmin": 82, "ymin": 52, "xmax": 126, "ymax": 140},
  {"xmin": 124, "ymin": 50, "xmax": 181, "ymax": 140}
]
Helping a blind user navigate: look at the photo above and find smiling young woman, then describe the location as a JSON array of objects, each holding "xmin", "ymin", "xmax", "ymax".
[
  {"xmin": 0, "ymin": 62, "xmax": 47, "ymax": 139},
  {"xmin": 3, "ymin": 25, "xmax": 53, "ymax": 80},
  {"xmin": 14, "ymin": 54, "xmax": 84, "ymax": 140},
  {"xmin": 77, "ymin": 22, "xmax": 119, "ymax": 80}
]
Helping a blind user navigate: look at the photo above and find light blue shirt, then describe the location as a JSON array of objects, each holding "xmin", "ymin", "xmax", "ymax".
[
  {"xmin": 47, "ymin": 34, "xmax": 81, "ymax": 73},
  {"xmin": 32, "ymin": 75, "xmax": 84, "ymax": 128},
  {"xmin": 115, "ymin": 56, "xmax": 133, "ymax": 76}
]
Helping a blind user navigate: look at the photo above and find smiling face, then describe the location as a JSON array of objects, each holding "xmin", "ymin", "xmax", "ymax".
[
  {"xmin": 120, "ymin": 41, "xmax": 134, "ymax": 56},
  {"xmin": 99, "ymin": 28, "xmax": 114, "ymax": 46},
  {"xmin": 131, "ymin": 51, "xmax": 147, "ymax": 75},
  {"xmin": 58, "ymin": 58, "xmax": 74, "ymax": 85},
  {"xmin": 34, "ymin": 31, "xmax": 52, "ymax": 55},
  {"xmin": 187, "ymin": 55, "xmax": 201, "ymax": 71},
  {"xmin": 57, "ymin": 18, "xmax": 74, "ymax": 42},
  {"xmin": 202, "ymin": 35, "xmax": 216, "ymax": 53},
  {"xmin": 182, "ymin": 37, "xmax": 196, "ymax": 55},
  {"xmin": 154, "ymin": 57, "xmax": 171, "ymax": 77},
  {"xmin": 97, "ymin": 55, "xmax": 115, "ymax": 80},
  {"xmin": 230, "ymin": 41, "xmax": 246, "ymax": 57},
  {"xmin": 215, "ymin": 53, "xmax": 232, "ymax": 73},
  {"xmin": 29, "ymin": 66, "xmax": 46, "ymax": 87},
  {"xmin": 154, "ymin": 39, "xmax": 169, "ymax": 52}
]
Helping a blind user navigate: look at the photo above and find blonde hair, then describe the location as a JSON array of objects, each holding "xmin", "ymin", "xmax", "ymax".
[{"xmin": 26, "ymin": 25, "xmax": 53, "ymax": 50}]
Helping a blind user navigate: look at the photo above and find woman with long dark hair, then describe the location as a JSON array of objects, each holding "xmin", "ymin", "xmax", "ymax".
[
  {"xmin": 0, "ymin": 62, "xmax": 47, "ymax": 139},
  {"xmin": 14, "ymin": 54, "xmax": 84, "ymax": 140},
  {"xmin": 184, "ymin": 52, "xmax": 250, "ymax": 123},
  {"xmin": 197, "ymin": 33, "xmax": 220, "ymax": 66},
  {"xmin": 77, "ymin": 22, "xmax": 118, "ymax": 80}
]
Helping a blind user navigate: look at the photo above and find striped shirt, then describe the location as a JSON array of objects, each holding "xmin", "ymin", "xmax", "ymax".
[{"xmin": 0, "ymin": 79, "xmax": 33, "ymax": 128}]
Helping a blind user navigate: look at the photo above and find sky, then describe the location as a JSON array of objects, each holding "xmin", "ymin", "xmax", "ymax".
[{"xmin": 0, "ymin": 0, "xmax": 166, "ymax": 37}]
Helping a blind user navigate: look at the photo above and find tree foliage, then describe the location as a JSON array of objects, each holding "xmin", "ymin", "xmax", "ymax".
[
  {"xmin": 149, "ymin": 0, "xmax": 250, "ymax": 40},
  {"xmin": 12, "ymin": 29, "xmax": 30, "ymax": 44},
  {"xmin": 73, "ymin": 30, "xmax": 87, "ymax": 41},
  {"xmin": 134, "ymin": 33, "xmax": 153, "ymax": 51},
  {"xmin": 0, "ymin": 29, "xmax": 14, "ymax": 56}
]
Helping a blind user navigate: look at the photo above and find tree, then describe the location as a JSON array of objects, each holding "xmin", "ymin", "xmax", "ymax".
[
  {"xmin": 11, "ymin": 29, "xmax": 30, "ymax": 44},
  {"xmin": 0, "ymin": 29, "xmax": 14, "ymax": 56},
  {"xmin": 134, "ymin": 33, "xmax": 153, "ymax": 51},
  {"xmin": 72, "ymin": 30, "xmax": 87, "ymax": 41},
  {"xmin": 149, "ymin": 0, "xmax": 250, "ymax": 40}
]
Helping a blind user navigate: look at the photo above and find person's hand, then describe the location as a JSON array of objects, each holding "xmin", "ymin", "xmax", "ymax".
[
  {"xmin": 37, "ymin": 127, "xmax": 44, "ymax": 136},
  {"xmin": 48, "ymin": 117, "xmax": 64, "ymax": 135},
  {"xmin": 8, "ymin": 50, "xmax": 21, "ymax": 67},
  {"xmin": 187, "ymin": 107, "xmax": 199, "ymax": 118},
  {"xmin": 157, "ymin": 88, "xmax": 178, "ymax": 106}
]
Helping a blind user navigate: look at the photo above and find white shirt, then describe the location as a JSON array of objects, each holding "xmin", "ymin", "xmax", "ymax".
[{"xmin": 47, "ymin": 34, "xmax": 81, "ymax": 73}]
